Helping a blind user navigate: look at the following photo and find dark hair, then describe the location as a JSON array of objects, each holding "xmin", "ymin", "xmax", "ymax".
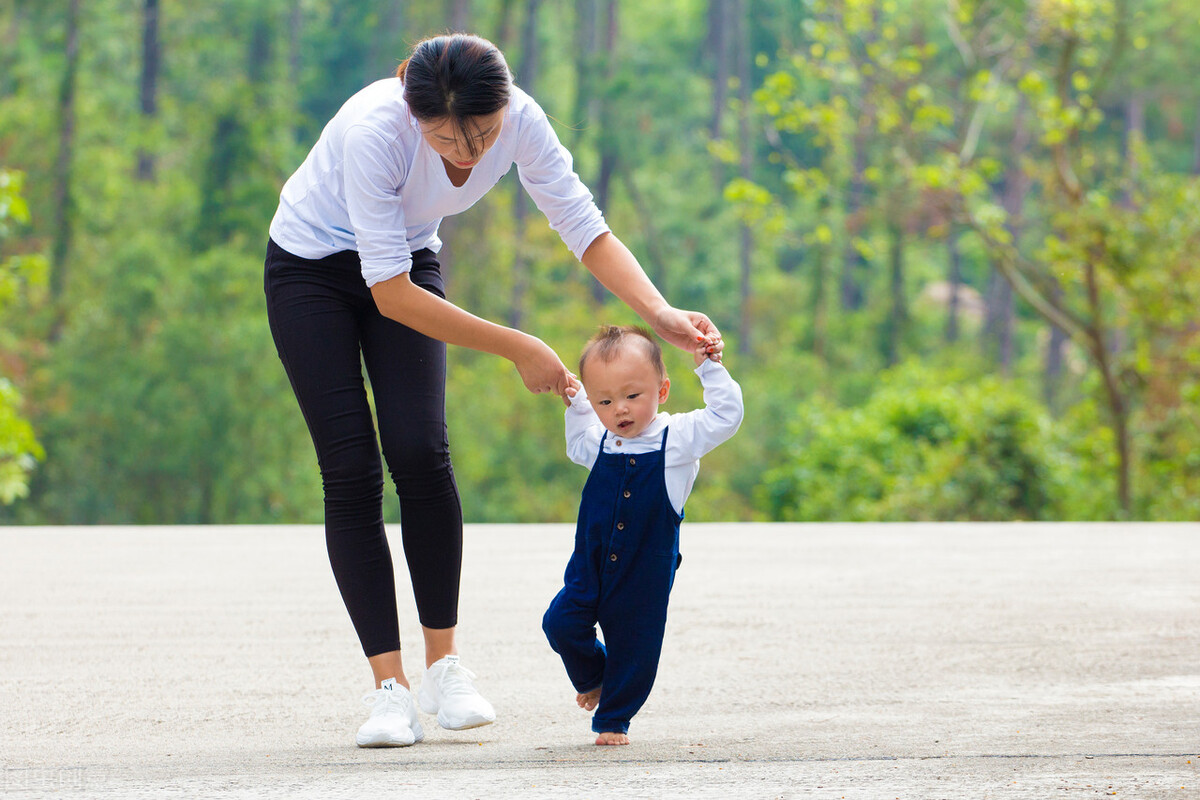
[
  {"xmin": 397, "ymin": 34, "xmax": 512, "ymax": 158},
  {"xmin": 579, "ymin": 326, "xmax": 666, "ymax": 381}
]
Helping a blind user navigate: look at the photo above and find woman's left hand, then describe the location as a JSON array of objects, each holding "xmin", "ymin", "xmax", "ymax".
[{"xmin": 653, "ymin": 307, "xmax": 724, "ymax": 358}]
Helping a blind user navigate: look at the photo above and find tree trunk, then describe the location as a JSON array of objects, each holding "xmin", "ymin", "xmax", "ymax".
[
  {"xmin": 1043, "ymin": 281, "xmax": 1068, "ymax": 411},
  {"xmin": 516, "ymin": 0, "xmax": 541, "ymax": 92},
  {"xmin": 1123, "ymin": 92, "xmax": 1144, "ymax": 206},
  {"xmin": 985, "ymin": 99, "xmax": 1029, "ymax": 373},
  {"xmin": 289, "ymin": 0, "xmax": 303, "ymax": 79},
  {"xmin": 570, "ymin": 0, "xmax": 598, "ymax": 150},
  {"xmin": 734, "ymin": 0, "xmax": 752, "ymax": 355},
  {"xmin": 495, "ymin": 0, "xmax": 518, "ymax": 48},
  {"xmin": 508, "ymin": 0, "xmax": 541, "ymax": 329},
  {"xmin": 983, "ymin": 268, "xmax": 1013, "ymax": 372},
  {"xmin": 840, "ymin": 122, "xmax": 869, "ymax": 311},
  {"xmin": 622, "ymin": 174, "xmax": 667, "ymax": 291},
  {"xmin": 708, "ymin": 0, "xmax": 731, "ymax": 189},
  {"xmin": 839, "ymin": 8, "xmax": 877, "ymax": 313},
  {"xmin": 945, "ymin": 227, "xmax": 962, "ymax": 343},
  {"xmin": 137, "ymin": 0, "xmax": 160, "ymax": 182},
  {"xmin": 708, "ymin": 0, "xmax": 730, "ymax": 138},
  {"xmin": 370, "ymin": 0, "xmax": 406, "ymax": 81},
  {"xmin": 2, "ymin": 3, "xmax": 24, "ymax": 97},
  {"xmin": 1193, "ymin": 97, "xmax": 1200, "ymax": 175},
  {"xmin": 884, "ymin": 221, "xmax": 906, "ymax": 366},
  {"xmin": 1084, "ymin": 259, "xmax": 1132, "ymax": 515},
  {"xmin": 590, "ymin": 0, "xmax": 618, "ymax": 305},
  {"xmin": 809, "ymin": 247, "xmax": 828, "ymax": 360},
  {"xmin": 286, "ymin": 0, "xmax": 307, "ymax": 148},
  {"xmin": 593, "ymin": 0, "xmax": 618, "ymax": 217},
  {"xmin": 449, "ymin": 0, "xmax": 471, "ymax": 31},
  {"xmin": 49, "ymin": 0, "xmax": 81, "ymax": 342},
  {"xmin": 247, "ymin": 14, "xmax": 271, "ymax": 90}
]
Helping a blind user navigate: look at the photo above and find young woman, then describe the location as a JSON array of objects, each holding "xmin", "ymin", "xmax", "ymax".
[{"xmin": 264, "ymin": 33, "xmax": 722, "ymax": 747}]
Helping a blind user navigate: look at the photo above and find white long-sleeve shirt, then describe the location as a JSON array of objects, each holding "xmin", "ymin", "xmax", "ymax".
[
  {"xmin": 565, "ymin": 359, "xmax": 744, "ymax": 514},
  {"xmin": 269, "ymin": 79, "xmax": 610, "ymax": 286}
]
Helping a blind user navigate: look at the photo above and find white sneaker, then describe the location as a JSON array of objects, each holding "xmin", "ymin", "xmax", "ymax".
[
  {"xmin": 356, "ymin": 678, "xmax": 425, "ymax": 747},
  {"xmin": 417, "ymin": 655, "xmax": 496, "ymax": 730}
]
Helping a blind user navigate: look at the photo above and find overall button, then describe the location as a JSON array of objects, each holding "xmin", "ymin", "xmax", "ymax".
[
  {"xmin": 623, "ymin": 490, "xmax": 631, "ymax": 498},
  {"xmin": 616, "ymin": 522, "xmax": 625, "ymax": 530},
  {"xmin": 609, "ymin": 553, "xmax": 618, "ymax": 562},
  {"xmin": 629, "ymin": 457, "xmax": 636, "ymax": 465}
]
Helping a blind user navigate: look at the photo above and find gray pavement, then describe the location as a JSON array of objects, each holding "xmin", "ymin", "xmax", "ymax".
[{"xmin": 1, "ymin": 523, "xmax": 1197, "ymax": 799}]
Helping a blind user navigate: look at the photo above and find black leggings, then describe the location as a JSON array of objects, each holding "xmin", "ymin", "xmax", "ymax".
[{"xmin": 264, "ymin": 238, "xmax": 462, "ymax": 656}]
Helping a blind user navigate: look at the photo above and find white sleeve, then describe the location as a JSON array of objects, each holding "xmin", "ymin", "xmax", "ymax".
[
  {"xmin": 565, "ymin": 388, "xmax": 604, "ymax": 469},
  {"xmin": 343, "ymin": 124, "xmax": 412, "ymax": 287},
  {"xmin": 665, "ymin": 360, "xmax": 744, "ymax": 466},
  {"xmin": 515, "ymin": 105, "xmax": 610, "ymax": 261}
]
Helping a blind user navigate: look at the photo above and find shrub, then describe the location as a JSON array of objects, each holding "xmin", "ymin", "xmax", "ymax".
[{"xmin": 759, "ymin": 362, "xmax": 1067, "ymax": 520}]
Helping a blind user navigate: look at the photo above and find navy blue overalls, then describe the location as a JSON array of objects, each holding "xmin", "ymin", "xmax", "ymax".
[{"xmin": 542, "ymin": 427, "xmax": 683, "ymax": 734}]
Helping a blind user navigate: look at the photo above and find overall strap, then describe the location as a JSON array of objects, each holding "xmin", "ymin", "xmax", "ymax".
[{"xmin": 588, "ymin": 429, "xmax": 611, "ymax": 470}]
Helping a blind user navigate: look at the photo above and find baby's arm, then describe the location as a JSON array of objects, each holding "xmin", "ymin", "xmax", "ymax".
[
  {"xmin": 668, "ymin": 359, "xmax": 745, "ymax": 463},
  {"xmin": 565, "ymin": 387, "xmax": 604, "ymax": 467}
]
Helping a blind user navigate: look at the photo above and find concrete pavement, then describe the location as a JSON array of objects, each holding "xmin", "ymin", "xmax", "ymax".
[{"xmin": 1, "ymin": 523, "xmax": 1197, "ymax": 798}]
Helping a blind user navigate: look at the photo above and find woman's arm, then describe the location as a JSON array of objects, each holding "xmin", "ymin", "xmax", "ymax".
[
  {"xmin": 510, "ymin": 95, "xmax": 722, "ymax": 357},
  {"xmin": 370, "ymin": 273, "xmax": 575, "ymax": 396},
  {"xmin": 580, "ymin": 232, "xmax": 724, "ymax": 356}
]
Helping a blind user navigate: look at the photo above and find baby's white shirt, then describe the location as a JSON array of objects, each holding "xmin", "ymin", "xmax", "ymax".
[
  {"xmin": 269, "ymin": 80, "xmax": 610, "ymax": 286},
  {"xmin": 565, "ymin": 359, "xmax": 744, "ymax": 514}
]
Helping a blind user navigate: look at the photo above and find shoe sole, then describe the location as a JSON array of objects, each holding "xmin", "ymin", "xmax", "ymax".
[
  {"xmin": 356, "ymin": 737, "xmax": 417, "ymax": 748},
  {"xmin": 356, "ymin": 723, "xmax": 426, "ymax": 747},
  {"xmin": 437, "ymin": 713, "xmax": 494, "ymax": 731}
]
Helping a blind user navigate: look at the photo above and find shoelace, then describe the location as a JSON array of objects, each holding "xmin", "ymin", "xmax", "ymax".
[
  {"xmin": 362, "ymin": 687, "xmax": 412, "ymax": 713},
  {"xmin": 437, "ymin": 662, "xmax": 480, "ymax": 699}
]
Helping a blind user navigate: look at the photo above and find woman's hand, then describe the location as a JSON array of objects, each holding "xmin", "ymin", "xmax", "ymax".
[
  {"xmin": 512, "ymin": 334, "xmax": 578, "ymax": 400},
  {"xmin": 579, "ymin": 234, "xmax": 725, "ymax": 361},
  {"xmin": 653, "ymin": 307, "xmax": 724, "ymax": 359},
  {"xmin": 371, "ymin": 276, "xmax": 581, "ymax": 402}
]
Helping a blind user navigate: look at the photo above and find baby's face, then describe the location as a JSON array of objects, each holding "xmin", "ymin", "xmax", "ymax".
[{"xmin": 582, "ymin": 348, "xmax": 669, "ymax": 440}]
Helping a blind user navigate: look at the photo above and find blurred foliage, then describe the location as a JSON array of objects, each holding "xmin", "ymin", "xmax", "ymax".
[
  {"xmin": 1, "ymin": 0, "xmax": 1199, "ymax": 523},
  {"xmin": 760, "ymin": 361, "xmax": 1068, "ymax": 521},
  {"xmin": 0, "ymin": 169, "xmax": 47, "ymax": 504}
]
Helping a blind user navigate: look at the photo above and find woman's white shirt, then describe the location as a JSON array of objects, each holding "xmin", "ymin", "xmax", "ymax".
[{"xmin": 269, "ymin": 79, "xmax": 609, "ymax": 286}]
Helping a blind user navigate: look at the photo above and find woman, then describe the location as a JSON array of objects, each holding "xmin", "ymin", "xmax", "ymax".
[{"xmin": 264, "ymin": 33, "xmax": 722, "ymax": 748}]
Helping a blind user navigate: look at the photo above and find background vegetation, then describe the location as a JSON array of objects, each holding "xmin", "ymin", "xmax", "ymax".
[{"xmin": 1, "ymin": 0, "xmax": 1198, "ymax": 524}]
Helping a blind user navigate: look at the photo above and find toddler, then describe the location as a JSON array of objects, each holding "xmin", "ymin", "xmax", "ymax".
[{"xmin": 542, "ymin": 325, "xmax": 743, "ymax": 744}]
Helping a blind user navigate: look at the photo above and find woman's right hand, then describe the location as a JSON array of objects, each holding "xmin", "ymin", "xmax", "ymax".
[
  {"xmin": 513, "ymin": 334, "xmax": 578, "ymax": 400},
  {"xmin": 371, "ymin": 277, "xmax": 580, "ymax": 401}
]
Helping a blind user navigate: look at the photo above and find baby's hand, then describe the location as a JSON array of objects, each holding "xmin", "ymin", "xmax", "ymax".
[
  {"xmin": 693, "ymin": 334, "xmax": 723, "ymax": 366},
  {"xmin": 561, "ymin": 374, "xmax": 581, "ymax": 406}
]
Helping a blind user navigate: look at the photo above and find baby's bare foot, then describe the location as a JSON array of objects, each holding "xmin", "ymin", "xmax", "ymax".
[
  {"xmin": 595, "ymin": 731, "xmax": 629, "ymax": 746},
  {"xmin": 576, "ymin": 686, "xmax": 601, "ymax": 711}
]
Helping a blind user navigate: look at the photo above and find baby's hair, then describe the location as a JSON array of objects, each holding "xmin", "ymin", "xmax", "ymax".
[{"xmin": 579, "ymin": 325, "xmax": 666, "ymax": 381}]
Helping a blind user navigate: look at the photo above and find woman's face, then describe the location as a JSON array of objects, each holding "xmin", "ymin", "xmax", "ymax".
[{"xmin": 419, "ymin": 107, "xmax": 507, "ymax": 169}]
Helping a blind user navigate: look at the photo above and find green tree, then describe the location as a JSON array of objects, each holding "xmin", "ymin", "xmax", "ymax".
[
  {"xmin": 3, "ymin": 0, "xmax": 1199, "ymax": 523},
  {"xmin": 751, "ymin": 0, "xmax": 1200, "ymax": 518},
  {"xmin": 929, "ymin": 0, "xmax": 1200, "ymax": 515},
  {"xmin": 0, "ymin": 168, "xmax": 48, "ymax": 504}
]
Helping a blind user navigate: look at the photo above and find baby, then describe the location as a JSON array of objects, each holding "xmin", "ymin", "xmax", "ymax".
[{"xmin": 542, "ymin": 325, "xmax": 743, "ymax": 744}]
